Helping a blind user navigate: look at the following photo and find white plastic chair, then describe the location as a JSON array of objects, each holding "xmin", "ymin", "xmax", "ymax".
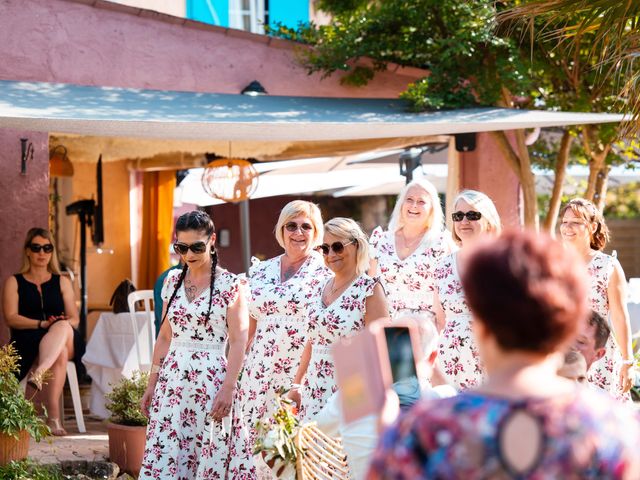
[
  {"xmin": 127, "ymin": 290, "xmax": 156, "ymax": 371},
  {"xmin": 20, "ymin": 361, "xmax": 86, "ymax": 433}
]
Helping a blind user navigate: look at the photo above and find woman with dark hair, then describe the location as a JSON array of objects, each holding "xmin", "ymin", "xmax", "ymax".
[
  {"xmin": 2, "ymin": 227, "xmax": 79, "ymax": 436},
  {"xmin": 368, "ymin": 231, "xmax": 640, "ymax": 478},
  {"xmin": 559, "ymin": 198, "xmax": 634, "ymax": 400},
  {"xmin": 139, "ymin": 211, "xmax": 250, "ymax": 479}
]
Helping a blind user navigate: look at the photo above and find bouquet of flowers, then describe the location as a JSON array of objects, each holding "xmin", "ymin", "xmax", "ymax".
[{"xmin": 254, "ymin": 388, "xmax": 301, "ymax": 474}]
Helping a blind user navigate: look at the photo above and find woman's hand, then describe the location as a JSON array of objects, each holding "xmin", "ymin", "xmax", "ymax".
[
  {"xmin": 620, "ymin": 363, "xmax": 635, "ymax": 393},
  {"xmin": 287, "ymin": 386, "xmax": 302, "ymax": 411},
  {"xmin": 140, "ymin": 380, "xmax": 157, "ymax": 417},
  {"xmin": 210, "ymin": 384, "xmax": 234, "ymax": 421}
]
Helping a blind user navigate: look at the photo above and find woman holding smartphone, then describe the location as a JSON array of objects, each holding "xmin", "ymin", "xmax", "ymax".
[
  {"xmin": 559, "ymin": 198, "xmax": 634, "ymax": 400},
  {"xmin": 433, "ymin": 190, "xmax": 501, "ymax": 390},
  {"xmin": 291, "ymin": 217, "xmax": 388, "ymax": 420},
  {"xmin": 139, "ymin": 211, "xmax": 250, "ymax": 479},
  {"xmin": 2, "ymin": 227, "xmax": 80, "ymax": 436}
]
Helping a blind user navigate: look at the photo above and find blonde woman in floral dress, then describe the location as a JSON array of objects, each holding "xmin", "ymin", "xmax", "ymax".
[
  {"xmin": 433, "ymin": 190, "xmax": 501, "ymax": 390},
  {"xmin": 559, "ymin": 198, "xmax": 634, "ymax": 401},
  {"xmin": 290, "ymin": 217, "xmax": 389, "ymax": 421},
  {"xmin": 233, "ymin": 200, "xmax": 329, "ymax": 474},
  {"xmin": 139, "ymin": 211, "xmax": 250, "ymax": 479},
  {"xmin": 369, "ymin": 179, "xmax": 456, "ymax": 322}
]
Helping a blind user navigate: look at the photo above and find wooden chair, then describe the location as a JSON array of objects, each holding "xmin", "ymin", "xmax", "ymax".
[
  {"xmin": 127, "ymin": 290, "xmax": 155, "ymax": 371},
  {"xmin": 295, "ymin": 422, "xmax": 350, "ymax": 480}
]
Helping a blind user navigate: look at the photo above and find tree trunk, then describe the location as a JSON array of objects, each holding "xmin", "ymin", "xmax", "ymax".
[
  {"xmin": 489, "ymin": 130, "xmax": 539, "ymax": 229},
  {"xmin": 593, "ymin": 165, "xmax": 610, "ymax": 212},
  {"xmin": 543, "ymin": 130, "xmax": 573, "ymax": 233},
  {"xmin": 581, "ymin": 125, "xmax": 611, "ymax": 209}
]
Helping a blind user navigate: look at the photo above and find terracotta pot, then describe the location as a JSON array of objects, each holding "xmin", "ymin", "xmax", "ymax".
[
  {"xmin": 107, "ymin": 423, "xmax": 147, "ymax": 476},
  {"xmin": 0, "ymin": 430, "xmax": 30, "ymax": 465}
]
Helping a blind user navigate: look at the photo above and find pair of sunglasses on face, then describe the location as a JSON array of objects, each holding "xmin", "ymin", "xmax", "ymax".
[
  {"xmin": 29, "ymin": 243, "xmax": 54, "ymax": 253},
  {"xmin": 284, "ymin": 221, "xmax": 313, "ymax": 233},
  {"xmin": 173, "ymin": 241, "xmax": 209, "ymax": 255},
  {"xmin": 452, "ymin": 211, "xmax": 482, "ymax": 222},
  {"xmin": 315, "ymin": 240, "xmax": 355, "ymax": 256}
]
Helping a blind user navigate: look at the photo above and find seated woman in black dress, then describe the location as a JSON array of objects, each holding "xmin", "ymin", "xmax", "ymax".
[{"xmin": 2, "ymin": 228, "xmax": 79, "ymax": 436}]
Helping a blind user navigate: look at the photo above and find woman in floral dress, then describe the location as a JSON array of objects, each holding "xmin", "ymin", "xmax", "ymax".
[
  {"xmin": 139, "ymin": 211, "xmax": 250, "ymax": 479},
  {"xmin": 433, "ymin": 190, "xmax": 501, "ymax": 390},
  {"xmin": 290, "ymin": 217, "xmax": 389, "ymax": 420},
  {"xmin": 233, "ymin": 200, "xmax": 329, "ymax": 473},
  {"xmin": 369, "ymin": 179, "xmax": 456, "ymax": 322},
  {"xmin": 559, "ymin": 198, "xmax": 634, "ymax": 400}
]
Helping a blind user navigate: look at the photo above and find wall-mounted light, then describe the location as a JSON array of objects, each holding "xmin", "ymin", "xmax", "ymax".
[
  {"xmin": 20, "ymin": 138, "xmax": 34, "ymax": 175},
  {"xmin": 241, "ymin": 80, "xmax": 267, "ymax": 96}
]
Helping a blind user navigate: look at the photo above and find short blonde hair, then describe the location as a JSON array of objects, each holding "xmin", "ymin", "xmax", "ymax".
[
  {"xmin": 20, "ymin": 227, "xmax": 61, "ymax": 275},
  {"xmin": 324, "ymin": 217, "xmax": 370, "ymax": 276},
  {"xmin": 452, "ymin": 190, "xmax": 502, "ymax": 243},
  {"xmin": 388, "ymin": 179, "xmax": 444, "ymax": 235},
  {"xmin": 274, "ymin": 200, "xmax": 324, "ymax": 249}
]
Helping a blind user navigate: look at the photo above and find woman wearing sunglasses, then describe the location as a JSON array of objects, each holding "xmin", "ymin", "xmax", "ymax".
[
  {"xmin": 2, "ymin": 228, "xmax": 80, "ymax": 436},
  {"xmin": 232, "ymin": 200, "xmax": 329, "ymax": 473},
  {"xmin": 559, "ymin": 198, "xmax": 634, "ymax": 401},
  {"xmin": 433, "ymin": 190, "xmax": 501, "ymax": 390},
  {"xmin": 139, "ymin": 211, "xmax": 251, "ymax": 479},
  {"xmin": 369, "ymin": 179, "xmax": 456, "ymax": 323},
  {"xmin": 290, "ymin": 217, "xmax": 388, "ymax": 421}
]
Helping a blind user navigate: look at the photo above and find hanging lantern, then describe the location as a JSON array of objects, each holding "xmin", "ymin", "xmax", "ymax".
[{"xmin": 201, "ymin": 158, "xmax": 259, "ymax": 203}]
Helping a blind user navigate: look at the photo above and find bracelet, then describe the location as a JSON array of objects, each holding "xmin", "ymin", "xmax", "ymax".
[
  {"xmin": 290, "ymin": 383, "xmax": 302, "ymax": 390},
  {"xmin": 621, "ymin": 359, "xmax": 635, "ymax": 366},
  {"xmin": 150, "ymin": 364, "xmax": 161, "ymax": 374},
  {"xmin": 37, "ymin": 320, "xmax": 43, "ymax": 329}
]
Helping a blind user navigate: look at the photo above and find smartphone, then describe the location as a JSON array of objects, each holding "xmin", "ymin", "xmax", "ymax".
[{"xmin": 332, "ymin": 318, "xmax": 424, "ymax": 424}]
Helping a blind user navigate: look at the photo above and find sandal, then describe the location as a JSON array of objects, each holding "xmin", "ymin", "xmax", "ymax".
[
  {"xmin": 27, "ymin": 369, "xmax": 48, "ymax": 391},
  {"xmin": 46, "ymin": 418, "xmax": 67, "ymax": 436}
]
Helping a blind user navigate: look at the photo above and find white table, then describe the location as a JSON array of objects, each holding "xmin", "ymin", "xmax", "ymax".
[{"xmin": 82, "ymin": 312, "xmax": 153, "ymax": 419}]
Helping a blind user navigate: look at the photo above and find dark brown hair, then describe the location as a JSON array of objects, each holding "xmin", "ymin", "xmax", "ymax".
[
  {"xmin": 589, "ymin": 310, "xmax": 611, "ymax": 350},
  {"xmin": 461, "ymin": 230, "xmax": 588, "ymax": 354},
  {"xmin": 559, "ymin": 198, "xmax": 609, "ymax": 251}
]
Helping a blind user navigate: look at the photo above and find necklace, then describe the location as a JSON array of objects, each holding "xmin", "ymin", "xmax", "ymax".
[
  {"xmin": 328, "ymin": 274, "xmax": 357, "ymax": 296},
  {"xmin": 399, "ymin": 229, "xmax": 424, "ymax": 251}
]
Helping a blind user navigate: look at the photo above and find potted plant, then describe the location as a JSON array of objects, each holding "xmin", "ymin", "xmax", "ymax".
[
  {"xmin": 0, "ymin": 344, "xmax": 49, "ymax": 465},
  {"xmin": 105, "ymin": 371, "xmax": 149, "ymax": 477}
]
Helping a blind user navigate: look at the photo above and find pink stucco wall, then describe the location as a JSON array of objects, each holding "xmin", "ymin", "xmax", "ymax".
[
  {"xmin": 458, "ymin": 132, "xmax": 521, "ymax": 229},
  {"xmin": 0, "ymin": 129, "xmax": 49, "ymax": 343}
]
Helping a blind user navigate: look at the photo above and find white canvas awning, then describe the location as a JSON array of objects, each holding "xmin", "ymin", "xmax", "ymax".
[{"xmin": 0, "ymin": 80, "xmax": 624, "ymax": 145}]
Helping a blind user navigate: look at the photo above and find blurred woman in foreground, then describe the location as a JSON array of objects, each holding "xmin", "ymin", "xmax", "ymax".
[{"xmin": 368, "ymin": 231, "xmax": 640, "ymax": 478}]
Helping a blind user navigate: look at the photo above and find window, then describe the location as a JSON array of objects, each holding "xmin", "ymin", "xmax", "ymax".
[{"xmin": 229, "ymin": 0, "xmax": 267, "ymax": 34}]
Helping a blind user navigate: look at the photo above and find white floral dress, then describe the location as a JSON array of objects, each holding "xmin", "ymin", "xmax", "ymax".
[
  {"xmin": 140, "ymin": 268, "xmax": 250, "ymax": 480},
  {"xmin": 587, "ymin": 251, "xmax": 629, "ymax": 401},
  {"xmin": 233, "ymin": 254, "xmax": 329, "ymax": 465},
  {"xmin": 434, "ymin": 252, "xmax": 484, "ymax": 390},
  {"xmin": 369, "ymin": 227, "xmax": 456, "ymax": 319},
  {"xmin": 300, "ymin": 274, "xmax": 378, "ymax": 421}
]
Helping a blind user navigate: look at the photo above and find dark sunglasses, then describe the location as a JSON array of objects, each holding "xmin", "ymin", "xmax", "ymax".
[
  {"xmin": 284, "ymin": 221, "xmax": 314, "ymax": 233},
  {"xmin": 452, "ymin": 211, "xmax": 482, "ymax": 222},
  {"xmin": 316, "ymin": 240, "xmax": 356, "ymax": 256},
  {"xmin": 29, "ymin": 243, "xmax": 54, "ymax": 253},
  {"xmin": 173, "ymin": 241, "xmax": 208, "ymax": 255}
]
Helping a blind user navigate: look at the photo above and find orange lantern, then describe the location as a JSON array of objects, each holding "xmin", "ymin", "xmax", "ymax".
[{"xmin": 201, "ymin": 158, "xmax": 259, "ymax": 203}]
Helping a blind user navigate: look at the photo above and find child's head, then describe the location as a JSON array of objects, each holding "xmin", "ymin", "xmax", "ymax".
[{"xmin": 557, "ymin": 350, "xmax": 588, "ymax": 384}]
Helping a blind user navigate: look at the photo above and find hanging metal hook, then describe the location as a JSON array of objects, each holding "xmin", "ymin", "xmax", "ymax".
[{"xmin": 20, "ymin": 138, "xmax": 34, "ymax": 175}]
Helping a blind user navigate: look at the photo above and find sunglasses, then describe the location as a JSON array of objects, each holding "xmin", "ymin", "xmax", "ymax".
[
  {"xmin": 173, "ymin": 241, "xmax": 208, "ymax": 255},
  {"xmin": 29, "ymin": 243, "xmax": 54, "ymax": 253},
  {"xmin": 284, "ymin": 221, "xmax": 314, "ymax": 233},
  {"xmin": 316, "ymin": 240, "xmax": 356, "ymax": 256},
  {"xmin": 452, "ymin": 211, "xmax": 482, "ymax": 222}
]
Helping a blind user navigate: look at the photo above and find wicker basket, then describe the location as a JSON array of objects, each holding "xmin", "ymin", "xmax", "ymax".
[{"xmin": 0, "ymin": 430, "xmax": 30, "ymax": 465}]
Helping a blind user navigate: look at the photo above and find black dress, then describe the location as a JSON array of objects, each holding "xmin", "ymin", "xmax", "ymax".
[{"xmin": 10, "ymin": 274, "xmax": 82, "ymax": 380}]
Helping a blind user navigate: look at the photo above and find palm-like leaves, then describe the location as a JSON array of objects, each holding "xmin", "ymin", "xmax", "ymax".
[{"xmin": 500, "ymin": 0, "xmax": 640, "ymax": 137}]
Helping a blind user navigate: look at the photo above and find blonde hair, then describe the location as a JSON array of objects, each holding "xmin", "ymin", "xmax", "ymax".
[
  {"xmin": 20, "ymin": 228, "xmax": 61, "ymax": 275},
  {"xmin": 452, "ymin": 190, "xmax": 502, "ymax": 243},
  {"xmin": 324, "ymin": 217, "xmax": 370, "ymax": 276},
  {"xmin": 388, "ymin": 179, "xmax": 444, "ymax": 237},
  {"xmin": 559, "ymin": 198, "xmax": 609, "ymax": 251},
  {"xmin": 274, "ymin": 200, "xmax": 324, "ymax": 249}
]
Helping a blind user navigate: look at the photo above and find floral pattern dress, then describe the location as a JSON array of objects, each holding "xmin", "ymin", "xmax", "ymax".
[
  {"xmin": 300, "ymin": 274, "xmax": 378, "ymax": 421},
  {"xmin": 434, "ymin": 252, "xmax": 484, "ymax": 390},
  {"xmin": 587, "ymin": 251, "xmax": 629, "ymax": 401},
  {"xmin": 369, "ymin": 227, "xmax": 456, "ymax": 319},
  {"xmin": 367, "ymin": 388, "xmax": 640, "ymax": 478},
  {"xmin": 140, "ymin": 268, "xmax": 250, "ymax": 480},
  {"xmin": 233, "ymin": 253, "xmax": 329, "ymax": 466}
]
